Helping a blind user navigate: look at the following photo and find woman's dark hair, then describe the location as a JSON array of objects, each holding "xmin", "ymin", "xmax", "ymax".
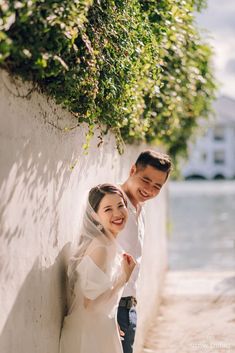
[
  {"xmin": 88, "ymin": 183, "xmax": 127, "ymax": 212},
  {"xmin": 135, "ymin": 150, "xmax": 172, "ymax": 177}
]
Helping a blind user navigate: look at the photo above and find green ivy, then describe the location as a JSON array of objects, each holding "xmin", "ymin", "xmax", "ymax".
[{"xmin": 0, "ymin": 0, "xmax": 216, "ymax": 158}]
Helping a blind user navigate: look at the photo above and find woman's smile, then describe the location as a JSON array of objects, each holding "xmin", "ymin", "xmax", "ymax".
[{"xmin": 111, "ymin": 217, "xmax": 125, "ymax": 226}]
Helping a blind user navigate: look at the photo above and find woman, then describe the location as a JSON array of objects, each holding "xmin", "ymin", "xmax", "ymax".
[{"xmin": 60, "ymin": 184, "xmax": 136, "ymax": 353}]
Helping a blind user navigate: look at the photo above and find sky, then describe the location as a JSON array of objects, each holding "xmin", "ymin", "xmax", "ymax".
[{"xmin": 196, "ymin": 0, "xmax": 235, "ymax": 99}]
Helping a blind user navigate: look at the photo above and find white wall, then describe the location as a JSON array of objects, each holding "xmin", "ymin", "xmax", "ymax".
[{"xmin": 0, "ymin": 70, "xmax": 168, "ymax": 353}]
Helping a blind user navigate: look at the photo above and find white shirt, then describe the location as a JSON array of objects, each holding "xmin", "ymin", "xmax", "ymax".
[{"xmin": 117, "ymin": 195, "xmax": 145, "ymax": 298}]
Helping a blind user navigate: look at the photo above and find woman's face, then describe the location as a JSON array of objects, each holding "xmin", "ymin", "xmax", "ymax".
[{"xmin": 96, "ymin": 193, "xmax": 128, "ymax": 236}]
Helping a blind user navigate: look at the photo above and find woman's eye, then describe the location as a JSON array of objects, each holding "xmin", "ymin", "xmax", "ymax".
[
  {"xmin": 118, "ymin": 204, "xmax": 124, "ymax": 208},
  {"xmin": 104, "ymin": 208, "xmax": 111, "ymax": 212}
]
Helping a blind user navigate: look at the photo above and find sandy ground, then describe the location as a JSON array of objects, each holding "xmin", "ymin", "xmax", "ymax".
[{"xmin": 142, "ymin": 271, "xmax": 235, "ymax": 353}]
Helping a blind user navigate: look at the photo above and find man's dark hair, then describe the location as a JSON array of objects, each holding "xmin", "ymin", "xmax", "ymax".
[{"xmin": 135, "ymin": 150, "xmax": 172, "ymax": 177}]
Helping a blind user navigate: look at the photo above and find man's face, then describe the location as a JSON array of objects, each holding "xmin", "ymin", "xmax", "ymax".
[{"xmin": 128, "ymin": 164, "xmax": 168, "ymax": 204}]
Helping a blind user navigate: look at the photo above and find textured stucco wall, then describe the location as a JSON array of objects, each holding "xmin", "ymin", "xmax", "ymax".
[{"xmin": 0, "ymin": 70, "xmax": 168, "ymax": 353}]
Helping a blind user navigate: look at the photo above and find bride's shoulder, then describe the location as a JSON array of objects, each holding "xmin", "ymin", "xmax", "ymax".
[
  {"xmin": 84, "ymin": 240, "xmax": 110, "ymax": 269},
  {"xmin": 86, "ymin": 237, "xmax": 109, "ymax": 252}
]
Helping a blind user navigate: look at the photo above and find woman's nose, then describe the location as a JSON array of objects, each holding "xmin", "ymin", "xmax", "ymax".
[{"xmin": 113, "ymin": 208, "xmax": 122, "ymax": 217}]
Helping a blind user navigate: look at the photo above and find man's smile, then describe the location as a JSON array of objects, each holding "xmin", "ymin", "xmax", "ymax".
[{"xmin": 138, "ymin": 189, "xmax": 150, "ymax": 199}]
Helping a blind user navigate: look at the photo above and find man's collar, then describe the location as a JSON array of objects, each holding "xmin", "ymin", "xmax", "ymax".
[
  {"xmin": 125, "ymin": 192, "xmax": 142, "ymax": 216},
  {"xmin": 118, "ymin": 183, "xmax": 142, "ymax": 215}
]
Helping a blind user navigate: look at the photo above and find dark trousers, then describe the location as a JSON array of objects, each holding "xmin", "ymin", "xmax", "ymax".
[{"xmin": 117, "ymin": 302, "xmax": 137, "ymax": 353}]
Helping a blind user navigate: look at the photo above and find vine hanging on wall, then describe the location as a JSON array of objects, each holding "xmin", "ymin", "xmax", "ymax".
[{"xmin": 0, "ymin": 0, "xmax": 216, "ymax": 158}]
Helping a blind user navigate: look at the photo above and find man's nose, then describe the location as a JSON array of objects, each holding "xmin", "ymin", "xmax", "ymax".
[{"xmin": 145, "ymin": 183, "xmax": 153, "ymax": 194}]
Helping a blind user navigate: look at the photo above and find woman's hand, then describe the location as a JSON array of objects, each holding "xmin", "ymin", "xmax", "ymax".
[
  {"xmin": 118, "ymin": 324, "xmax": 125, "ymax": 341},
  {"xmin": 122, "ymin": 253, "xmax": 136, "ymax": 281}
]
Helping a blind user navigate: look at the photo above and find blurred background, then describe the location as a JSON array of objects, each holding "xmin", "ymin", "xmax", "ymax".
[{"xmin": 169, "ymin": 0, "xmax": 235, "ymax": 272}]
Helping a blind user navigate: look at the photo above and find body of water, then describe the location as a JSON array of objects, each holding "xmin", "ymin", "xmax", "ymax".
[{"xmin": 168, "ymin": 181, "xmax": 235, "ymax": 270}]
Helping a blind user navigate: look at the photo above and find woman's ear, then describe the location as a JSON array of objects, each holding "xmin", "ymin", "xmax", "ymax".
[
  {"xmin": 91, "ymin": 212, "xmax": 104, "ymax": 231},
  {"xmin": 91, "ymin": 211, "xmax": 100, "ymax": 222}
]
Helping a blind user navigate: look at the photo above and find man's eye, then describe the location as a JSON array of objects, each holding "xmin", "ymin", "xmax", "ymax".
[
  {"xmin": 154, "ymin": 186, "xmax": 161, "ymax": 190},
  {"xmin": 118, "ymin": 204, "xmax": 124, "ymax": 208},
  {"xmin": 142, "ymin": 179, "xmax": 148, "ymax": 183}
]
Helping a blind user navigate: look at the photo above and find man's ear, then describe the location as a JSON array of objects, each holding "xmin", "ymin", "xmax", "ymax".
[{"xmin": 130, "ymin": 165, "xmax": 137, "ymax": 176}]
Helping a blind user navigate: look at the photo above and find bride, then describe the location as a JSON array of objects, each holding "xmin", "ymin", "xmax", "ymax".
[{"xmin": 60, "ymin": 183, "xmax": 136, "ymax": 353}]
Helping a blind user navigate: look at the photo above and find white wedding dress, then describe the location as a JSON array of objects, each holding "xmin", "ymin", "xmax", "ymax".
[{"xmin": 59, "ymin": 238, "xmax": 126, "ymax": 353}]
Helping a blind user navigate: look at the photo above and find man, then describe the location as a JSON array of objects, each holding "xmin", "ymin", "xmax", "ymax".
[{"xmin": 117, "ymin": 149, "xmax": 172, "ymax": 353}]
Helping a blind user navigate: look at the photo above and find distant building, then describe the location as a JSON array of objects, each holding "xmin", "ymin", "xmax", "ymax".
[{"xmin": 182, "ymin": 96, "xmax": 235, "ymax": 180}]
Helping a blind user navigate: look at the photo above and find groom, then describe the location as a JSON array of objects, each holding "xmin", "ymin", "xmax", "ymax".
[{"xmin": 117, "ymin": 149, "xmax": 172, "ymax": 353}]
